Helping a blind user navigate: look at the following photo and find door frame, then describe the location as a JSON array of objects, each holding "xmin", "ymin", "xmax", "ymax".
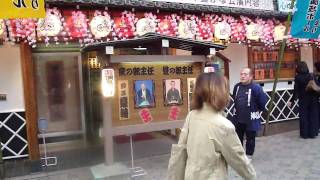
[{"xmin": 32, "ymin": 52, "xmax": 86, "ymax": 139}]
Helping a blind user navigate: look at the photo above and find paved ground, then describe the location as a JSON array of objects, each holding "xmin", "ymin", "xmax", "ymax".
[{"xmin": 5, "ymin": 130, "xmax": 320, "ymax": 180}]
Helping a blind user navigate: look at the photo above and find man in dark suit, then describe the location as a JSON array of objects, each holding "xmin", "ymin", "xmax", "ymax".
[{"xmin": 166, "ymin": 80, "xmax": 182, "ymax": 104}]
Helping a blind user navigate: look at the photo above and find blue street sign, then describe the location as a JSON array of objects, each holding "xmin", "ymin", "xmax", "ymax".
[{"xmin": 291, "ymin": 0, "xmax": 320, "ymax": 39}]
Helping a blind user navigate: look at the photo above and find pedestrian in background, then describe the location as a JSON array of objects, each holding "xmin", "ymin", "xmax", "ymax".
[
  {"xmin": 314, "ymin": 61, "xmax": 320, "ymax": 132},
  {"xmin": 232, "ymin": 67, "xmax": 267, "ymax": 160},
  {"xmin": 290, "ymin": 61, "xmax": 318, "ymax": 138},
  {"xmin": 168, "ymin": 72, "xmax": 256, "ymax": 180}
]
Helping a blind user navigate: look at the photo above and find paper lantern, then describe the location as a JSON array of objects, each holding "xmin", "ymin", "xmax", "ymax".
[
  {"xmin": 90, "ymin": 11, "xmax": 113, "ymax": 39},
  {"xmin": 178, "ymin": 20, "xmax": 197, "ymax": 39},
  {"xmin": 214, "ymin": 21, "xmax": 231, "ymax": 40},
  {"xmin": 37, "ymin": 10, "xmax": 62, "ymax": 37},
  {"xmin": 274, "ymin": 24, "xmax": 286, "ymax": 41},
  {"xmin": 136, "ymin": 17, "xmax": 157, "ymax": 36},
  {"xmin": 246, "ymin": 23, "xmax": 260, "ymax": 41},
  {"xmin": 0, "ymin": 19, "xmax": 4, "ymax": 36}
]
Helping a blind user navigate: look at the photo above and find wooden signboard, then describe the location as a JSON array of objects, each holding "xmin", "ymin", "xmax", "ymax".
[{"xmin": 111, "ymin": 62, "xmax": 202, "ymax": 127}]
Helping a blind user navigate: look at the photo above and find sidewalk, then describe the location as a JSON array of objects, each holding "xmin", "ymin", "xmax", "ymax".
[{"xmin": 6, "ymin": 130, "xmax": 320, "ymax": 180}]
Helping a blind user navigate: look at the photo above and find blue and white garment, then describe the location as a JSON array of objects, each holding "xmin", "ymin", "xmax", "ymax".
[{"xmin": 232, "ymin": 82, "xmax": 268, "ymax": 131}]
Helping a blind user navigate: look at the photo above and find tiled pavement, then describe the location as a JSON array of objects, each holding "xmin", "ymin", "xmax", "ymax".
[{"xmin": 6, "ymin": 130, "xmax": 320, "ymax": 180}]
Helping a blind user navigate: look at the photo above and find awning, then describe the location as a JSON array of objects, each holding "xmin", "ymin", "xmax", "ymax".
[{"xmin": 81, "ymin": 33, "xmax": 226, "ymax": 54}]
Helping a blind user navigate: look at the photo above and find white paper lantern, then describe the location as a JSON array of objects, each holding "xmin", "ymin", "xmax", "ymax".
[
  {"xmin": 37, "ymin": 14, "xmax": 62, "ymax": 37},
  {"xmin": 136, "ymin": 18, "xmax": 156, "ymax": 36},
  {"xmin": 274, "ymin": 25, "xmax": 286, "ymax": 41},
  {"xmin": 90, "ymin": 15, "xmax": 112, "ymax": 38},
  {"xmin": 246, "ymin": 23, "xmax": 260, "ymax": 41},
  {"xmin": 214, "ymin": 22, "xmax": 231, "ymax": 40},
  {"xmin": 0, "ymin": 19, "xmax": 5, "ymax": 36},
  {"xmin": 178, "ymin": 20, "xmax": 197, "ymax": 39}
]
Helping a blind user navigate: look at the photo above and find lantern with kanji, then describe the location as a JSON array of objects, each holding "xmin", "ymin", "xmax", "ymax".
[
  {"xmin": 178, "ymin": 14, "xmax": 198, "ymax": 39},
  {"xmin": 136, "ymin": 12, "xmax": 157, "ymax": 36},
  {"xmin": 90, "ymin": 10, "xmax": 113, "ymax": 40}
]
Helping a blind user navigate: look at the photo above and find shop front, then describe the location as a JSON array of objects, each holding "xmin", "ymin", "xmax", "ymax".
[{"xmin": 0, "ymin": 0, "xmax": 317, "ymax": 162}]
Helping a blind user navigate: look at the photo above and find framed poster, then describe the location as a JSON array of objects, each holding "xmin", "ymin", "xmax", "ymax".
[
  {"xmin": 134, "ymin": 80, "xmax": 156, "ymax": 108},
  {"xmin": 164, "ymin": 79, "xmax": 183, "ymax": 106},
  {"xmin": 187, "ymin": 78, "xmax": 196, "ymax": 111},
  {"xmin": 118, "ymin": 80, "xmax": 129, "ymax": 120}
]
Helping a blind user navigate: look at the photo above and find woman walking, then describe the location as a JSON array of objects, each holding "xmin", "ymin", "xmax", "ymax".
[{"xmin": 169, "ymin": 72, "xmax": 256, "ymax": 180}]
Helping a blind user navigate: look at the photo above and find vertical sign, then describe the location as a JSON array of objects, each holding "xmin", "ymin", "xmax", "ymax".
[
  {"xmin": 291, "ymin": 0, "xmax": 320, "ymax": 39},
  {"xmin": 118, "ymin": 80, "xmax": 130, "ymax": 120},
  {"xmin": 187, "ymin": 78, "xmax": 196, "ymax": 112},
  {"xmin": 101, "ymin": 68, "xmax": 115, "ymax": 97},
  {"xmin": 0, "ymin": 0, "xmax": 45, "ymax": 18}
]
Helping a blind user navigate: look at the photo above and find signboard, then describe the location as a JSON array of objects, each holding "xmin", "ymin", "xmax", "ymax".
[
  {"xmin": 291, "ymin": 0, "xmax": 320, "ymax": 39},
  {"xmin": 278, "ymin": 0, "xmax": 294, "ymax": 12},
  {"xmin": 0, "ymin": 0, "xmax": 45, "ymax": 18},
  {"xmin": 101, "ymin": 68, "xmax": 115, "ymax": 97},
  {"xmin": 148, "ymin": 0, "xmax": 274, "ymax": 10}
]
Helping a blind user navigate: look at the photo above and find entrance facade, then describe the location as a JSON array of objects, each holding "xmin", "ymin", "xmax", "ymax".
[{"xmin": 33, "ymin": 53, "xmax": 85, "ymax": 138}]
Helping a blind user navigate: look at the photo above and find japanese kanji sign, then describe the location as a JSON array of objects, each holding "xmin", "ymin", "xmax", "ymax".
[
  {"xmin": 291, "ymin": 0, "xmax": 320, "ymax": 39},
  {"xmin": 148, "ymin": 0, "xmax": 274, "ymax": 10},
  {"xmin": 278, "ymin": 0, "xmax": 295, "ymax": 12},
  {"xmin": 0, "ymin": 0, "xmax": 45, "ymax": 18}
]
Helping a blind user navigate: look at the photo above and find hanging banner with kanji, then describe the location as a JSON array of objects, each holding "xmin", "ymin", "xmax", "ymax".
[
  {"xmin": 291, "ymin": 0, "xmax": 320, "ymax": 39},
  {"xmin": 0, "ymin": 0, "xmax": 45, "ymax": 18}
]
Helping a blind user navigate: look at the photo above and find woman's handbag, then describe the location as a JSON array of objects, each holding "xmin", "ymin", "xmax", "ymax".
[
  {"xmin": 167, "ymin": 112, "xmax": 192, "ymax": 180},
  {"xmin": 305, "ymin": 74, "xmax": 320, "ymax": 94}
]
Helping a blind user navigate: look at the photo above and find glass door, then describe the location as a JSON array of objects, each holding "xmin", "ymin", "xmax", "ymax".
[{"xmin": 34, "ymin": 53, "xmax": 84, "ymax": 136}]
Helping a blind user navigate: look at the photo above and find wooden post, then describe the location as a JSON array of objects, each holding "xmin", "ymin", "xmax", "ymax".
[
  {"xmin": 20, "ymin": 42, "xmax": 40, "ymax": 160},
  {"xmin": 102, "ymin": 98, "xmax": 114, "ymax": 165},
  {"xmin": 264, "ymin": 0, "xmax": 296, "ymax": 136}
]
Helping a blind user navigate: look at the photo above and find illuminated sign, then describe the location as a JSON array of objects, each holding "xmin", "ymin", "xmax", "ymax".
[{"xmin": 101, "ymin": 68, "xmax": 115, "ymax": 97}]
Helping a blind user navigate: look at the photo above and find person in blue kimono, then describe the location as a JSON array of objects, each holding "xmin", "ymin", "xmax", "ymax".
[
  {"xmin": 136, "ymin": 83, "xmax": 153, "ymax": 107},
  {"xmin": 232, "ymin": 67, "xmax": 267, "ymax": 159},
  {"xmin": 290, "ymin": 61, "xmax": 319, "ymax": 139}
]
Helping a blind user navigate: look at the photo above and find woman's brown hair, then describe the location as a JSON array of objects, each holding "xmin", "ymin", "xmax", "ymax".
[{"xmin": 192, "ymin": 72, "xmax": 230, "ymax": 111}]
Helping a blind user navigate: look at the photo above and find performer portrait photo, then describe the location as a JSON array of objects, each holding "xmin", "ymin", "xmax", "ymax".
[
  {"xmin": 134, "ymin": 80, "xmax": 155, "ymax": 108},
  {"xmin": 165, "ymin": 79, "xmax": 182, "ymax": 105}
]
